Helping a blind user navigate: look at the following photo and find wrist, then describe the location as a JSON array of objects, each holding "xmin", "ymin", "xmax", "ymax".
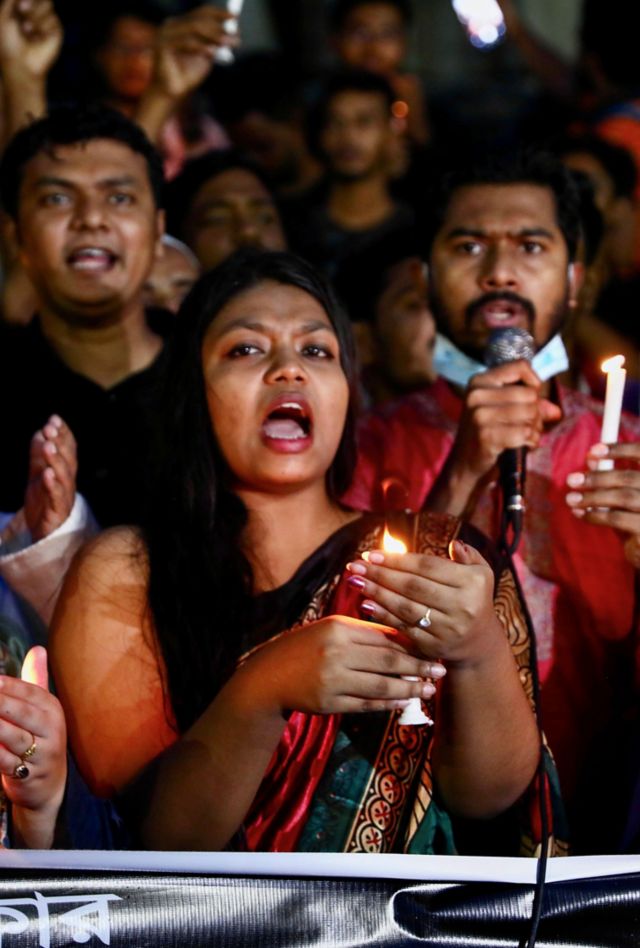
[
  {"xmin": 142, "ymin": 82, "xmax": 179, "ymax": 106},
  {"xmin": 136, "ymin": 87, "xmax": 179, "ymax": 140},
  {"xmin": 10, "ymin": 795, "xmax": 64, "ymax": 849},
  {"xmin": 445, "ymin": 615, "xmax": 513, "ymax": 671},
  {"xmin": 428, "ymin": 453, "xmax": 489, "ymax": 516},
  {"xmin": 216, "ymin": 665, "xmax": 288, "ymax": 734}
]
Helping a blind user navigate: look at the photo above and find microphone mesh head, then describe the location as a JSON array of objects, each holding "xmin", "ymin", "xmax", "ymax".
[{"xmin": 484, "ymin": 328, "xmax": 535, "ymax": 366}]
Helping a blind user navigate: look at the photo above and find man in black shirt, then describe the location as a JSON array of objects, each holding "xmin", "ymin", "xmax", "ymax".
[
  {"xmin": 284, "ymin": 70, "xmax": 414, "ymax": 278},
  {"xmin": 0, "ymin": 104, "xmax": 169, "ymax": 526}
]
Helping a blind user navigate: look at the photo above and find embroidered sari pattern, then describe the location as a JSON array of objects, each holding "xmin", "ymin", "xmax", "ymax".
[{"xmin": 343, "ymin": 715, "xmax": 429, "ymax": 852}]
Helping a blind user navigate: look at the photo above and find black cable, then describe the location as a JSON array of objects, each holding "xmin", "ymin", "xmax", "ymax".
[{"xmin": 499, "ymin": 536, "xmax": 550, "ymax": 948}]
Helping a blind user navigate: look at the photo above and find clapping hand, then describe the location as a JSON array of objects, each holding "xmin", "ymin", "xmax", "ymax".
[{"xmin": 24, "ymin": 416, "xmax": 77, "ymax": 542}]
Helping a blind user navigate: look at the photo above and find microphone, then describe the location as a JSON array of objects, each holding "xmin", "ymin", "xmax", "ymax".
[{"xmin": 483, "ymin": 328, "xmax": 535, "ymax": 549}]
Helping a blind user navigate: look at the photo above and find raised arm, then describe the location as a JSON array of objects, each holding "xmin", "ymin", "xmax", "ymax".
[
  {"xmin": 496, "ymin": 0, "xmax": 575, "ymax": 102},
  {"xmin": 0, "ymin": 0, "xmax": 62, "ymax": 145},
  {"xmin": 136, "ymin": 5, "xmax": 239, "ymax": 146}
]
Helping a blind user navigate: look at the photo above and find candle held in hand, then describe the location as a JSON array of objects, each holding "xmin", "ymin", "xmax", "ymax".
[
  {"xmin": 599, "ymin": 355, "xmax": 627, "ymax": 471},
  {"xmin": 381, "ymin": 529, "xmax": 433, "ymax": 727},
  {"xmin": 215, "ymin": 0, "xmax": 244, "ymax": 63}
]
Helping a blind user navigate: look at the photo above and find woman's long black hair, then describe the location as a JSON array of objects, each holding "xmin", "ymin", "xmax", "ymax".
[{"xmin": 142, "ymin": 249, "xmax": 360, "ymax": 732}]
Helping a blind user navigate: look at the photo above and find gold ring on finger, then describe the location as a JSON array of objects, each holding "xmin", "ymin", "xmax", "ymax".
[{"xmin": 22, "ymin": 737, "xmax": 37, "ymax": 761}]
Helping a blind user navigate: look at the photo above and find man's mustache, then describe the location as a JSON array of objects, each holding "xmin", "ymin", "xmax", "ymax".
[{"xmin": 465, "ymin": 291, "xmax": 536, "ymax": 325}]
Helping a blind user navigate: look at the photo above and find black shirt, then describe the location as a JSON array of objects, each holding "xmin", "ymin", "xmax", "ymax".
[{"xmin": 0, "ymin": 314, "xmax": 172, "ymax": 528}]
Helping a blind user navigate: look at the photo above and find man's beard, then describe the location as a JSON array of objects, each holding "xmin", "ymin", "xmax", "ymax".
[{"xmin": 428, "ymin": 286, "xmax": 569, "ymax": 363}]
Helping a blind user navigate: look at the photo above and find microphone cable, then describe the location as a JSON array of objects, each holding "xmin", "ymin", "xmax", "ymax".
[{"xmin": 501, "ymin": 543, "xmax": 551, "ymax": 948}]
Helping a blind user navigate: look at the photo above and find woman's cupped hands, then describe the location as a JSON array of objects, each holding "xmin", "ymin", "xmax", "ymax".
[{"xmin": 345, "ymin": 538, "xmax": 503, "ymax": 668}]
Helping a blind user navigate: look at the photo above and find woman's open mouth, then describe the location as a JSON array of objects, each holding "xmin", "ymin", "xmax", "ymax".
[{"xmin": 261, "ymin": 397, "xmax": 313, "ymax": 452}]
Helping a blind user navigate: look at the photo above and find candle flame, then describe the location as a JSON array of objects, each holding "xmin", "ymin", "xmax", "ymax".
[
  {"xmin": 601, "ymin": 354, "xmax": 625, "ymax": 373},
  {"xmin": 382, "ymin": 527, "xmax": 407, "ymax": 554}
]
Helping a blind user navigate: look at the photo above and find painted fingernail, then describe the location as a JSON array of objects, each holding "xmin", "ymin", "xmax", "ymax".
[
  {"xmin": 347, "ymin": 575, "xmax": 366, "ymax": 591},
  {"xmin": 367, "ymin": 551, "xmax": 385, "ymax": 565},
  {"xmin": 428, "ymin": 663, "xmax": 447, "ymax": 679},
  {"xmin": 360, "ymin": 600, "xmax": 376, "ymax": 616},
  {"xmin": 571, "ymin": 508, "xmax": 586, "ymax": 518},
  {"xmin": 422, "ymin": 681, "xmax": 436, "ymax": 698},
  {"xmin": 346, "ymin": 561, "xmax": 366, "ymax": 575},
  {"xmin": 449, "ymin": 539, "xmax": 469, "ymax": 559},
  {"xmin": 45, "ymin": 441, "xmax": 58, "ymax": 455},
  {"xmin": 565, "ymin": 492, "xmax": 583, "ymax": 506},
  {"xmin": 566, "ymin": 472, "xmax": 585, "ymax": 488},
  {"xmin": 589, "ymin": 443, "xmax": 609, "ymax": 457}
]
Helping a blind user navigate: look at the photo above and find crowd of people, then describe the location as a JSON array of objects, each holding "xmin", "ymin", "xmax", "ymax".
[{"xmin": 0, "ymin": 0, "xmax": 639, "ymax": 857}]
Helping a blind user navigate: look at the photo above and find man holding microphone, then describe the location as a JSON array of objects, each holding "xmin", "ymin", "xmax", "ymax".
[{"xmin": 345, "ymin": 150, "xmax": 640, "ymax": 853}]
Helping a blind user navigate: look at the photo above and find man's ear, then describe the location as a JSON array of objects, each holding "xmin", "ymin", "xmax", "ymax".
[
  {"xmin": 352, "ymin": 321, "xmax": 376, "ymax": 368},
  {"xmin": 154, "ymin": 209, "xmax": 166, "ymax": 261},
  {"xmin": 567, "ymin": 261, "xmax": 585, "ymax": 309}
]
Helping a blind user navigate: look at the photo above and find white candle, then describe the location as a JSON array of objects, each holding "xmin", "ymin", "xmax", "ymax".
[
  {"xmin": 380, "ymin": 529, "xmax": 433, "ymax": 727},
  {"xmin": 599, "ymin": 355, "xmax": 626, "ymax": 471},
  {"xmin": 215, "ymin": 0, "xmax": 244, "ymax": 63}
]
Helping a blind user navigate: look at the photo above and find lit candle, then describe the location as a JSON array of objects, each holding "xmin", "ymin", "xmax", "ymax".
[
  {"xmin": 381, "ymin": 529, "xmax": 433, "ymax": 727},
  {"xmin": 599, "ymin": 355, "xmax": 627, "ymax": 471},
  {"xmin": 381, "ymin": 527, "xmax": 408, "ymax": 554}
]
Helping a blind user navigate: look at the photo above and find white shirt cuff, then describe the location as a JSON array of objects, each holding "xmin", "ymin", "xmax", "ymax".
[{"xmin": 0, "ymin": 495, "xmax": 98, "ymax": 625}]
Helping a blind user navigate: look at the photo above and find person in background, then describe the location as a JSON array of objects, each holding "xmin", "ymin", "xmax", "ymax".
[
  {"xmin": 334, "ymin": 227, "xmax": 436, "ymax": 408},
  {"xmin": 165, "ymin": 150, "xmax": 287, "ymax": 273},
  {"xmin": 0, "ymin": 104, "xmax": 169, "ymax": 527},
  {"xmin": 86, "ymin": 2, "xmax": 233, "ymax": 179},
  {"xmin": 285, "ymin": 70, "xmax": 414, "ymax": 278},
  {"xmin": 329, "ymin": 0, "xmax": 429, "ymax": 148},
  {"xmin": 0, "ymin": 0, "xmax": 235, "ymax": 178},
  {"xmin": 1, "ymin": 417, "xmax": 124, "ymax": 851},
  {"xmin": 0, "ymin": 0, "xmax": 230, "ymax": 325},
  {"xmin": 142, "ymin": 235, "xmax": 201, "ymax": 316},
  {"xmin": 557, "ymin": 136, "xmax": 640, "ymax": 392},
  {"xmin": 1, "ymin": 418, "xmax": 70, "ymax": 852},
  {"xmin": 208, "ymin": 52, "xmax": 323, "ymax": 200},
  {"xmin": 344, "ymin": 149, "xmax": 640, "ymax": 853},
  {"xmin": 496, "ymin": 0, "xmax": 640, "ymax": 275}
]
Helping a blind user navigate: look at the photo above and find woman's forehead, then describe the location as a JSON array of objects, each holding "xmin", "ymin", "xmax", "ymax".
[{"xmin": 206, "ymin": 280, "xmax": 335, "ymax": 338}]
